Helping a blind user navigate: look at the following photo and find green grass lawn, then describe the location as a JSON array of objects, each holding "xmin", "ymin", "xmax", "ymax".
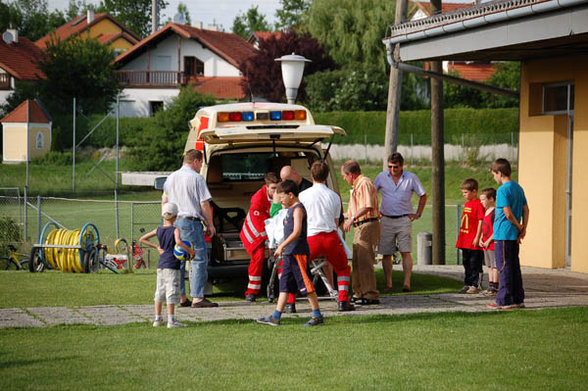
[
  {"xmin": 1, "ymin": 308, "xmax": 586, "ymax": 390},
  {"xmin": 0, "ymin": 268, "xmax": 463, "ymax": 308}
]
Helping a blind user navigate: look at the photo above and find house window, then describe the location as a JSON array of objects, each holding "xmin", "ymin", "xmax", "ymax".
[
  {"xmin": 184, "ymin": 56, "xmax": 204, "ymax": 77},
  {"xmin": 150, "ymin": 101, "xmax": 164, "ymax": 116},
  {"xmin": 36, "ymin": 132, "xmax": 44, "ymax": 149},
  {"xmin": 155, "ymin": 55, "xmax": 171, "ymax": 71},
  {"xmin": 543, "ymin": 83, "xmax": 574, "ymax": 114}
]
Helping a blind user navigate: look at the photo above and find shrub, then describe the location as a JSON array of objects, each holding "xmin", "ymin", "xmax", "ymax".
[
  {"xmin": 32, "ymin": 151, "xmax": 73, "ymax": 165},
  {"xmin": 0, "ymin": 217, "xmax": 22, "ymax": 256}
]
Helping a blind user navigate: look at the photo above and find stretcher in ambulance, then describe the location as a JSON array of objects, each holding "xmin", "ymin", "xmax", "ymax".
[{"xmin": 184, "ymin": 102, "xmax": 346, "ymax": 280}]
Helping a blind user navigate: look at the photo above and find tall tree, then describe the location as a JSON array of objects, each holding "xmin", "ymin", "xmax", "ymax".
[
  {"xmin": 38, "ymin": 35, "xmax": 121, "ymax": 115},
  {"xmin": 65, "ymin": 0, "xmax": 98, "ymax": 20},
  {"xmin": 97, "ymin": 0, "xmax": 167, "ymax": 38},
  {"xmin": 240, "ymin": 30, "xmax": 334, "ymax": 103},
  {"xmin": 232, "ymin": 6, "xmax": 271, "ymax": 40},
  {"xmin": 307, "ymin": 0, "xmax": 397, "ymax": 73},
  {"xmin": 177, "ymin": 2, "xmax": 191, "ymax": 25},
  {"xmin": 275, "ymin": 0, "xmax": 310, "ymax": 31},
  {"xmin": 0, "ymin": 0, "xmax": 66, "ymax": 41}
]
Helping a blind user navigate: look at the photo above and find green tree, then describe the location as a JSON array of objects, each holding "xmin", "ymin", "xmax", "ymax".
[
  {"xmin": 177, "ymin": 2, "xmax": 191, "ymax": 25},
  {"xmin": 307, "ymin": 0, "xmax": 397, "ymax": 73},
  {"xmin": 128, "ymin": 86, "xmax": 216, "ymax": 171},
  {"xmin": 97, "ymin": 0, "xmax": 167, "ymax": 38},
  {"xmin": 275, "ymin": 0, "xmax": 310, "ymax": 31},
  {"xmin": 65, "ymin": 0, "xmax": 98, "ymax": 19},
  {"xmin": 232, "ymin": 6, "xmax": 271, "ymax": 40},
  {"xmin": 0, "ymin": 0, "xmax": 66, "ymax": 41},
  {"xmin": 38, "ymin": 35, "xmax": 121, "ymax": 115}
]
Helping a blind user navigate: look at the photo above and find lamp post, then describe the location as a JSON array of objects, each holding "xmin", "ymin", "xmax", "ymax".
[{"xmin": 275, "ymin": 53, "xmax": 311, "ymax": 104}]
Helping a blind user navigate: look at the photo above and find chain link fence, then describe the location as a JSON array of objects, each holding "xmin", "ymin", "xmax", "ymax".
[{"xmin": 0, "ymin": 188, "xmax": 23, "ymax": 257}]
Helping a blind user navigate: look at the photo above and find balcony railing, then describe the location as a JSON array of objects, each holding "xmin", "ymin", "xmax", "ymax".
[
  {"xmin": 114, "ymin": 70, "xmax": 186, "ymax": 87},
  {"xmin": 0, "ymin": 73, "xmax": 11, "ymax": 90}
]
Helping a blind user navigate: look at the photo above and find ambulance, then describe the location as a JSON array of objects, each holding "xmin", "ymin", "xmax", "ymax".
[{"xmin": 185, "ymin": 102, "xmax": 346, "ymax": 280}]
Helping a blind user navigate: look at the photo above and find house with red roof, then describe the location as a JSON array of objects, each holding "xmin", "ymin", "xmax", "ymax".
[
  {"xmin": 113, "ymin": 23, "xmax": 257, "ymax": 117},
  {"xmin": 1, "ymin": 99, "xmax": 52, "ymax": 163},
  {"xmin": 36, "ymin": 11, "xmax": 140, "ymax": 57},
  {"xmin": 0, "ymin": 29, "xmax": 45, "ymax": 108},
  {"xmin": 248, "ymin": 31, "xmax": 283, "ymax": 49}
]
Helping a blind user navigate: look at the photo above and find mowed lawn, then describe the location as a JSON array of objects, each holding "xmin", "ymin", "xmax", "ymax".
[
  {"xmin": 1, "ymin": 308, "xmax": 586, "ymax": 390},
  {"xmin": 0, "ymin": 269, "xmax": 463, "ymax": 308}
]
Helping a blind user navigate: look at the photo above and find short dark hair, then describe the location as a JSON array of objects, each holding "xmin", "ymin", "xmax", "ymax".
[
  {"xmin": 388, "ymin": 152, "xmax": 404, "ymax": 165},
  {"xmin": 480, "ymin": 187, "xmax": 496, "ymax": 200},
  {"xmin": 491, "ymin": 158, "xmax": 512, "ymax": 177},
  {"xmin": 264, "ymin": 172, "xmax": 279, "ymax": 186},
  {"xmin": 184, "ymin": 149, "xmax": 203, "ymax": 164},
  {"xmin": 277, "ymin": 179, "xmax": 299, "ymax": 196},
  {"xmin": 342, "ymin": 160, "xmax": 361, "ymax": 175},
  {"xmin": 310, "ymin": 161, "xmax": 329, "ymax": 182},
  {"xmin": 461, "ymin": 178, "xmax": 479, "ymax": 192}
]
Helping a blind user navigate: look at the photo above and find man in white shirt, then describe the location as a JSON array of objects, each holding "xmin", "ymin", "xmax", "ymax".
[
  {"xmin": 374, "ymin": 152, "xmax": 427, "ymax": 293},
  {"xmin": 299, "ymin": 161, "xmax": 355, "ymax": 311},
  {"xmin": 162, "ymin": 149, "xmax": 217, "ymax": 308}
]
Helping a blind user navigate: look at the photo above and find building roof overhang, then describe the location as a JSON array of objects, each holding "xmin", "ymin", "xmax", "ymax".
[{"xmin": 383, "ymin": 0, "xmax": 588, "ymax": 62}]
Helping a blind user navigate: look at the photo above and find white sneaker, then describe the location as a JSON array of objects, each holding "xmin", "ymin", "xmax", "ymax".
[
  {"xmin": 153, "ymin": 318, "xmax": 164, "ymax": 327},
  {"xmin": 167, "ymin": 319, "xmax": 187, "ymax": 328}
]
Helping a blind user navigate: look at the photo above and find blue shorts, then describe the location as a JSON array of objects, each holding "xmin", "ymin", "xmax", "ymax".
[{"xmin": 279, "ymin": 254, "xmax": 315, "ymax": 296}]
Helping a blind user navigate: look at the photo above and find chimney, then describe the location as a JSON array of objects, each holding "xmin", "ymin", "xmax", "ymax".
[
  {"xmin": 87, "ymin": 10, "xmax": 94, "ymax": 24},
  {"xmin": 207, "ymin": 24, "xmax": 218, "ymax": 31},
  {"xmin": 195, "ymin": 21, "xmax": 203, "ymax": 29}
]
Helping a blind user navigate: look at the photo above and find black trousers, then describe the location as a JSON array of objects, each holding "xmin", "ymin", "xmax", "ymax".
[{"xmin": 461, "ymin": 248, "xmax": 484, "ymax": 287}]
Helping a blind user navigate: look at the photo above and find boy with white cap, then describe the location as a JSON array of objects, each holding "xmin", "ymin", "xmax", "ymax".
[{"xmin": 140, "ymin": 202, "xmax": 195, "ymax": 328}]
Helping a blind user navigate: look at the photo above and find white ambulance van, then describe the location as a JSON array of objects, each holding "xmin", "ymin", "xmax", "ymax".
[{"xmin": 184, "ymin": 102, "xmax": 346, "ymax": 280}]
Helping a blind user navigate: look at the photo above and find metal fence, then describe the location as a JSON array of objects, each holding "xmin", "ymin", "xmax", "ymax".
[{"xmin": 0, "ymin": 188, "xmax": 23, "ymax": 256}]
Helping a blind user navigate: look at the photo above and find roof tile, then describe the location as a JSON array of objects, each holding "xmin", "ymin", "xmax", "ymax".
[
  {"xmin": 0, "ymin": 36, "xmax": 45, "ymax": 80},
  {"xmin": 1, "ymin": 100, "xmax": 51, "ymax": 123}
]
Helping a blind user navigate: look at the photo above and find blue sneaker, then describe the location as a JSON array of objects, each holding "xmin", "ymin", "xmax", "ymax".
[
  {"xmin": 256, "ymin": 316, "xmax": 280, "ymax": 326},
  {"xmin": 303, "ymin": 316, "xmax": 324, "ymax": 327}
]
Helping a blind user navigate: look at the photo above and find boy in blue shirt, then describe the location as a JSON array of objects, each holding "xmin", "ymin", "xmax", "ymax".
[
  {"xmin": 487, "ymin": 159, "xmax": 529, "ymax": 310},
  {"xmin": 140, "ymin": 202, "xmax": 195, "ymax": 328},
  {"xmin": 256, "ymin": 180, "xmax": 324, "ymax": 327}
]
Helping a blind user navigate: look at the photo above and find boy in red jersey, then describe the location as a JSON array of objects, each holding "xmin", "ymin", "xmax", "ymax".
[{"xmin": 456, "ymin": 178, "xmax": 484, "ymax": 294}]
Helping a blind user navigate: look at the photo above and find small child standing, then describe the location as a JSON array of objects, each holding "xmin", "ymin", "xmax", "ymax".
[
  {"xmin": 140, "ymin": 203, "xmax": 194, "ymax": 328},
  {"xmin": 456, "ymin": 178, "xmax": 485, "ymax": 294},
  {"xmin": 257, "ymin": 179, "xmax": 324, "ymax": 327},
  {"xmin": 488, "ymin": 158, "xmax": 529, "ymax": 310},
  {"xmin": 479, "ymin": 188, "xmax": 499, "ymax": 296}
]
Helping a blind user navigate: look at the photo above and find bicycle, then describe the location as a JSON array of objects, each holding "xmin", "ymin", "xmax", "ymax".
[{"xmin": 0, "ymin": 244, "xmax": 29, "ymax": 270}]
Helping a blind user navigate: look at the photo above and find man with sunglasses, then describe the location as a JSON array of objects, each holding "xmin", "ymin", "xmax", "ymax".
[{"xmin": 374, "ymin": 152, "xmax": 427, "ymax": 293}]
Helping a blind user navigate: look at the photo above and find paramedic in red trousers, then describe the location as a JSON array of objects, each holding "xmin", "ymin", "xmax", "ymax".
[
  {"xmin": 299, "ymin": 161, "xmax": 355, "ymax": 311},
  {"xmin": 241, "ymin": 172, "xmax": 280, "ymax": 302}
]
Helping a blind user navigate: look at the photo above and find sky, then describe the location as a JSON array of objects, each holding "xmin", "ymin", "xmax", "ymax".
[{"xmin": 47, "ymin": 0, "xmax": 282, "ymax": 33}]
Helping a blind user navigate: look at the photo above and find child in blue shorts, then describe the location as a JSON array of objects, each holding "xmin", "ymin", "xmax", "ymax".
[{"xmin": 257, "ymin": 180, "xmax": 324, "ymax": 327}]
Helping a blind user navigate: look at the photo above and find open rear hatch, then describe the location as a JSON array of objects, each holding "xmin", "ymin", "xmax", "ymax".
[{"xmin": 199, "ymin": 125, "xmax": 346, "ymax": 145}]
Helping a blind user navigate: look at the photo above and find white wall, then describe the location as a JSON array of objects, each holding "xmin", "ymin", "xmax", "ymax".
[
  {"xmin": 121, "ymin": 35, "xmax": 240, "ymax": 77},
  {"xmin": 117, "ymin": 88, "xmax": 180, "ymax": 118}
]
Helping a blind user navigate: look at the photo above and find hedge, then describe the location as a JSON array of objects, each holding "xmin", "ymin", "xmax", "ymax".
[
  {"xmin": 83, "ymin": 107, "xmax": 519, "ymax": 149},
  {"xmin": 314, "ymin": 107, "xmax": 519, "ymax": 145}
]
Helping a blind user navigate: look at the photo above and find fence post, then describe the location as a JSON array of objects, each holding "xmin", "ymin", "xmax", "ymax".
[
  {"xmin": 410, "ymin": 133, "xmax": 414, "ymax": 166},
  {"xmin": 37, "ymin": 195, "xmax": 42, "ymax": 243},
  {"xmin": 23, "ymin": 186, "xmax": 28, "ymax": 241},
  {"xmin": 364, "ymin": 131, "xmax": 368, "ymax": 165},
  {"xmin": 456, "ymin": 204, "xmax": 462, "ymax": 265},
  {"xmin": 461, "ymin": 133, "xmax": 465, "ymax": 166}
]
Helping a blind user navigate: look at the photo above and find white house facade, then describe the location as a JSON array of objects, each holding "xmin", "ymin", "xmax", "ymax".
[{"xmin": 114, "ymin": 23, "xmax": 256, "ymax": 117}]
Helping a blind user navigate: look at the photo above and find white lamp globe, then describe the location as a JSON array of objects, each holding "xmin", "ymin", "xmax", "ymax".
[{"xmin": 275, "ymin": 53, "xmax": 311, "ymax": 104}]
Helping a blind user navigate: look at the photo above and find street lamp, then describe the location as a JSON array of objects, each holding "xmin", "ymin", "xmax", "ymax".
[{"xmin": 275, "ymin": 53, "xmax": 311, "ymax": 104}]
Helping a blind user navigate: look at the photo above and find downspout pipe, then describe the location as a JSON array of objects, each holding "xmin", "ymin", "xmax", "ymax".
[{"xmin": 385, "ymin": 43, "xmax": 519, "ymax": 98}]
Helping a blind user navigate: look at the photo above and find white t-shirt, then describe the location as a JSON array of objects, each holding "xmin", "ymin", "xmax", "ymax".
[
  {"xmin": 299, "ymin": 183, "xmax": 341, "ymax": 237},
  {"xmin": 163, "ymin": 165, "xmax": 212, "ymax": 220}
]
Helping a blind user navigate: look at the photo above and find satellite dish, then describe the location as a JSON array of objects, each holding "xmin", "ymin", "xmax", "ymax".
[
  {"xmin": 2, "ymin": 31, "xmax": 14, "ymax": 45},
  {"xmin": 173, "ymin": 13, "xmax": 186, "ymax": 25}
]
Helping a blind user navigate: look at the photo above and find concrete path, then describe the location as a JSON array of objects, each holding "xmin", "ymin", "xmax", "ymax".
[{"xmin": 2, "ymin": 265, "xmax": 587, "ymax": 328}]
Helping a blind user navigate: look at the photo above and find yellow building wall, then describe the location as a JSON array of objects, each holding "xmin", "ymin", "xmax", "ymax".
[
  {"xmin": 519, "ymin": 55, "xmax": 588, "ymax": 273},
  {"xmin": 2, "ymin": 125, "xmax": 27, "ymax": 161},
  {"xmin": 84, "ymin": 19, "xmax": 135, "ymax": 51},
  {"xmin": 2, "ymin": 124, "xmax": 51, "ymax": 162}
]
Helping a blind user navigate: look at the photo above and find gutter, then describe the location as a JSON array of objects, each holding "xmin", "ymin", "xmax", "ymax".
[{"xmin": 382, "ymin": 0, "xmax": 586, "ymax": 46}]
